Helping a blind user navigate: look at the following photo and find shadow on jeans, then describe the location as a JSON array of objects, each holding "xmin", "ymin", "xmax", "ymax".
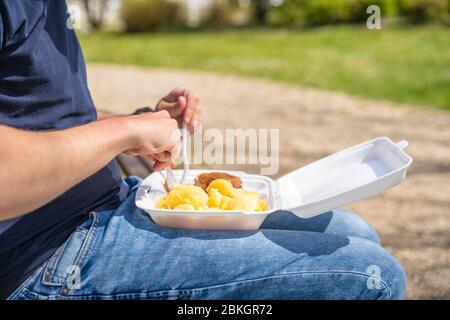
[{"xmin": 124, "ymin": 208, "xmax": 349, "ymax": 257}]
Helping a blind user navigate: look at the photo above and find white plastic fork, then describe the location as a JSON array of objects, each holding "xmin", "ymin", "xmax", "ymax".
[
  {"xmin": 179, "ymin": 121, "xmax": 189, "ymax": 184},
  {"xmin": 164, "ymin": 167, "xmax": 177, "ymax": 191},
  {"xmin": 179, "ymin": 88, "xmax": 190, "ymax": 184},
  {"xmin": 162, "ymin": 90, "xmax": 190, "ymax": 190}
]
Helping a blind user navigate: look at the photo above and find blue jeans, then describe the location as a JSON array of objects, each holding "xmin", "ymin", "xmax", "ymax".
[{"xmin": 8, "ymin": 177, "xmax": 406, "ymax": 300}]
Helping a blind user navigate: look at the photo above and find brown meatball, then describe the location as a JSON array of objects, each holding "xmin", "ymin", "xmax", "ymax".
[{"xmin": 195, "ymin": 172, "xmax": 242, "ymax": 191}]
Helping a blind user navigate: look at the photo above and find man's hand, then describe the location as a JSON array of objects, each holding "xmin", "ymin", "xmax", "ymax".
[
  {"xmin": 124, "ymin": 110, "xmax": 180, "ymax": 171},
  {"xmin": 155, "ymin": 88, "xmax": 202, "ymax": 133}
]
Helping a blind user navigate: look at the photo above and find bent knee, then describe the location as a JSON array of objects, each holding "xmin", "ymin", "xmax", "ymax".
[
  {"xmin": 374, "ymin": 248, "xmax": 407, "ymax": 300},
  {"xmin": 191, "ymin": 238, "xmax": 407, "ymax": 300},
  {"xmin": 280, "ymin": 237, "xmax": 407, "ymax": 300},
  {"xmin": 339, "ymin": 238, "xmax": 407, "ymax": 300}
]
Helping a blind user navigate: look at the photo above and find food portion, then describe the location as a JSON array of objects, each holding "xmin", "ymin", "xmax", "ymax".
[
  {"xmin": 156, "ymin": 174, "xmax": 267, "ymax": 212},
  {"xmin": 195, "ymin": 172, "xmax": 243, "ymax": 191}
]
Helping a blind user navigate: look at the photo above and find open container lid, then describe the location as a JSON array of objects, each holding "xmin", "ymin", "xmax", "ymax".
[{"xmin": 275, "ymin": 137, "xmax": 413, "ymax": 218}]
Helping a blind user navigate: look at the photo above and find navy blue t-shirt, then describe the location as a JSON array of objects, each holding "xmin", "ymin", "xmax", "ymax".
[{"xmin": 0, "ymin": 0, "xmax": 126, "ymax": 293}]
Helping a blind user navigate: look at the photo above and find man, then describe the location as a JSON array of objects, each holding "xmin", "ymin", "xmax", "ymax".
[{"xmin": 0, "ymin": 1, "xmax": 406, "ymax": 300}]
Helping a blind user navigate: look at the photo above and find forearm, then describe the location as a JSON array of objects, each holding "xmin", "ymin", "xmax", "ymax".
[
  {"xmin": 96, "ymin": 106, "xmax": 154, "ymax": 120},
  {"xmin": 0, "ymin": 117, "xmax": 134, "ymax": 221},
  {"xmin": 97, "ymin": 110, "xmax": 116, "ymax": 120}
]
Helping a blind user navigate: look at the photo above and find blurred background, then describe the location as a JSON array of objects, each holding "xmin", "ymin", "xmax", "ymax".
[{"xmin": 71, "ymin": 0, "xmax": 449, "ymax": 299}]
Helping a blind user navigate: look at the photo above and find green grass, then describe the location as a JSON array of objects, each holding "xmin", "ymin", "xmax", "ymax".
[{"xmin": 79, "ymin": 26, "xmax": 450, "ymax": 110}]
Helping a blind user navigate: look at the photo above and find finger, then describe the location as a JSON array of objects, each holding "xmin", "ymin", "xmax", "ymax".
[
  {"xmin": 188, "ymin": 103, "xmax": 202, "ymax": 133},
  {"xmin": 153, "ymin": 151, "xmax": 172, "ymax": 163},
  {"xmin": 163, "ymin": 87, "xmax": 184, "ymax": 102},
  {"xmin": 187, "ymin": 121, "xmax": 194, "ymax": 134},
  {"xmin": 183, "ymin": 91, "xmax": 199, "ymax": 125},
  {"xmin": 177, "ymin": 95, "xmax": 188, "ymax": 113},
  {"xmin": 153, "ymin": 160, "xmax": 176, "ymax": 171},
  {"xmin": 171, "ymin": 142, "xmax": 180, "ymax": 159},
  {"xmin": 123, "ymin": 150, "xmax": 138, "ymax": 156},
  {"xmin": 189, "ymin": 118, "xmax": 202, "ymax": 134},
  {"xmin": 159, "ymin": 99, "xmax": 187, "ymax": 118},
  {"xmin": 170, "ymin": 128, "xmax": 182, "ymax": 146},
  {"xmin": 140, "ymin": 154, "xmax": 157, "ymax": 164}
]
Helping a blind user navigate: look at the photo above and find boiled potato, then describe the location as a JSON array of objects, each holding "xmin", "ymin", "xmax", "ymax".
[
  {"xmin": 165, "ymin": 185, "xmax": 208, "ymax": 210},
  {"xmin": 220, "ymin": 195, "xmax": 232, "ymax": 210},
  {"xmin": 207, "ymin": 179, "xmax": 235, "ymax": 197},
  {"xmin": 208, "ymin": 188, "xmax": 223, "ymax": 208},
  {"xmin": 227, "ymin": 194, "xmax": 259, "ymax": 212}
]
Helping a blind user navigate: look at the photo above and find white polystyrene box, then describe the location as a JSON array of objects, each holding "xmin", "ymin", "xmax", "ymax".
[{"xmin": 135, "ymin": 137, "xmax": 412, "ymax": 230}]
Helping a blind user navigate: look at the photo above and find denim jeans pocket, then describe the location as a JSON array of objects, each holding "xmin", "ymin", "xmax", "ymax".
[{"xmin": 41, "ymin": 212, "xmax": 99, "ymax": 293}]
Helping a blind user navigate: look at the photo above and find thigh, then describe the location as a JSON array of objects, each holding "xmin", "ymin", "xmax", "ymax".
[
  {"xmin": 14, "ymin": 193, "xmax": 404, "ymax": 300},
  {"xmin": 261, "ymin": 209, "xmax": 380, "ymax": 243}
]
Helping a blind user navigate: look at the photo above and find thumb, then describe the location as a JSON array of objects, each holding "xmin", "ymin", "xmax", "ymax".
[
  {"xmin": 156, "ymin": 101, "xmax": 180, "ymax": 117},
  {"xmin": 178, "ymin": 96, "xmax": 187, "ymax": 112}
]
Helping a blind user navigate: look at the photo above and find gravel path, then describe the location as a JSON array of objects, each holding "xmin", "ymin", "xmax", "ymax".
[{"xmin": 88, "ymin": 63, "xmax": 450, "ymax": 299}]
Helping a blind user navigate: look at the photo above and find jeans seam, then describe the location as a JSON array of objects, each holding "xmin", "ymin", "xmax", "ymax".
[
  {"xmin": 59, "ymin": 212, "xmax": 100, "ymax": 295},
  {"xmin": 37, "ymin": 213, "xmax": 99, "ymax": 290},
  {"xmin": 42, "ymin": 227, "xmax": 89, "ymax": 286},
  {"xmin": 42, "ymin": 244, "xmax": 67, "ymax": 285},
  {"xmin": 185, "ymin": 270, "xmax": 392, "ymax": 299},
  {"xmin": 290, "ymin": 270, "xmax": 392, "ymax": 299},
  {"xmin": 7, "ymin": 264, "xmax": 47, "ymax": 300},
  {"xmin": 19, "ymin": 289, "xmax": 192, "ymax": 300},
  {"xmin": 11, "ymin": 287, "xmax": 49, "ymax": 300}
]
